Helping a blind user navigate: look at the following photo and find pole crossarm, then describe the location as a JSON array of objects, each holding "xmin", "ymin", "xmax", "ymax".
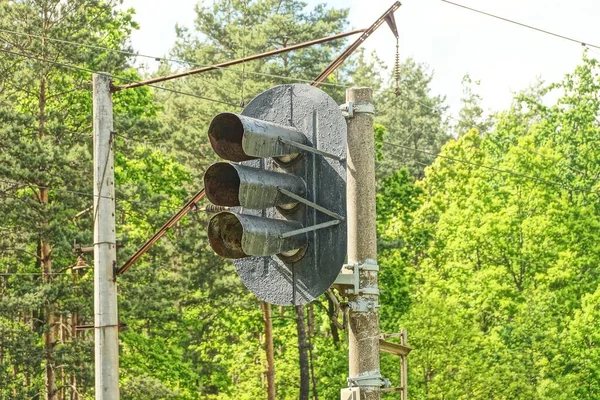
[
  {"xmin": 312, "ymin": 2, "xmax": 401, "ymax": 86},
  {"xmin": 117, "ymin": 189, "xmax": 206, "ymax": 275},
  {"xmin": 114, "ymin": 29, "xmax": 365, "ymax": 91}
]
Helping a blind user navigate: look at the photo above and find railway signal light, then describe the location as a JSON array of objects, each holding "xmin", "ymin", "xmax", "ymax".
[{"xmin": 204, "ymin": 84, "xmax": 347, "ymax": 305}]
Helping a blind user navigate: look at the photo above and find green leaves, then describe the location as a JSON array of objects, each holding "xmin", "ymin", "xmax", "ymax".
[{"xmin": 376, "ymin": 56, "xmax": 600, "ymax": 399}]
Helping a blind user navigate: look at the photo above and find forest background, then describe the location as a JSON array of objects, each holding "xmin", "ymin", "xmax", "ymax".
[{"xmin": 1, "ymin": 1, "xmax": 600, "ymax": 399}]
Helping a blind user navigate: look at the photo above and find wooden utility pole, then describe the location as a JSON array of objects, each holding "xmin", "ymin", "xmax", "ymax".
[
  {"xmin": 343, "ymin": 87, "xmax": 381, "ymax": 400},
  {"xmin": 92, "ymin": 73, "xmax": 120, "ymax": 399}
]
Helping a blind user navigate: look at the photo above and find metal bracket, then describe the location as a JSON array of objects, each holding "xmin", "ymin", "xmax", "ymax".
[
  {"xmin": 278, "ymin": 136, "xmax": 344, "ymax": 162},
  {"xmin": 277, "ymin": 187, "xmax": 344, "ymax": 239},
  {"xmin": 346, "ymin": 259, "xmax": 379, "ymax": 272},
  {"xmin": 280, "ymin": 219, "xmax": 340, "ymax": 239},
  {"xmin": 340, "ymin": 101, "xmax": 375, "ymax": 118},
  {"xmin": 278, "ymin": 187, "xmax": 345, "ymax": 221},
  {"xmin": 333, "ymin": 259, "xmax": 380, "ymax": 297},
  {"xmin": 348, "ymin": 299, "xmax": 379, "ymax": 312},
  {"xmin": 347, "ymin": 372, "xmax": 391, "ymax": 388}
]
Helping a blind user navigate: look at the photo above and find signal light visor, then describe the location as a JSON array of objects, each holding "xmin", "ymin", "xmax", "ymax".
[
  {"xmin": 207, "ymin": 212, "xmax": 308, "ymax": 259},
  {"xmin": 208, "ymin": 113, "xmax": 308, "ymax": 162}
]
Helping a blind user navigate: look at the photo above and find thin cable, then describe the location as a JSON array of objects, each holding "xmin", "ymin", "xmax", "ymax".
[
  {"xmin": 441, "ymin": 0, "xmax": 600, "ymax": 50},
  {"xmin": 112, "ymin": 131, "xmax": 163, "ymax": 147},
  {"xmin": 0, "ymin": 272, "xmax": 71, "ymax": 276},
  {"xmin": 0, "ymin": 177, "xmax": 184, "ymax": 215},
  {"xmin": 0, "ymin": 46, "xmax": 239, "ymax": 107},
  {"xmin": 92, "ymin": 132, "xmax": 114, "ymax": 225},
  {"xmin": 377, "ymin": 140, "xmax": 599, "ymax": 195},
  {"xmin": 0, "ymin": 178, "xmax": 113, "ymax": 200},
  {"xmin": 584, "ymin": 45, "xmax": 600, "ymax": 57},
  {"xmin": 0, "ymin": 26, "xmax": 351, "ymax": 89}
]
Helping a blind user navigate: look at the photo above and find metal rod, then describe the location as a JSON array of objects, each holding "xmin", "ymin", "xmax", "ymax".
[
  {"xmin": 278, "ymin": 137, "xmax": 344, "ymax": 162},
  {"xmin": 401, "ymin": 329, "xmax": 408, "ymax": 400},
  {"xmin": 344, "ymin": 87, "xmax": 380, "ymax": 400},
  {"xmin": 114, "ymin": 29, "xmax": 365, "ymax": 91},
  {"xmin": 278, "ymin": 187, "xmax": 345, "ymax": 221},
  {"xmin": 93, "ymin": 73, "xmax": 120, "ymax": 399},
  {"xmin": 312, "ymin": 2, "xmax": 401, "ymax": 87},
  {"xmin": 280, "ymin": 219, "xmax": 340, "ymax": 239},
  {"xmin": 117, "ymin": 189, "xmax": 205, "ymax": 275}
]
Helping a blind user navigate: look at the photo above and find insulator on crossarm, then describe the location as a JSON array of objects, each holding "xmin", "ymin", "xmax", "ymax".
[{"xmin": 394, "ymin": 38, "xmax": 401, "ymax": 97}]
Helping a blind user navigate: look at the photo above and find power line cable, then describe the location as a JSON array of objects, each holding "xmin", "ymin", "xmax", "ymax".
[
  {"xmin": 377, "ymin": 140, "xmax": 599, "ymax": 195},
  {"xmin": 441, "ymin": 0, "xmax": 600, "ymax": 50},
  {"xmin": 0, "ymin": 177, "xmax": 113, "ymax": 200},
  {"xmin": 0, "ymin": 177, "xmax": 193, "ymax": 214},
  {"xmin": 0, "ymin": 46, "xmax": 239, "ymax": 107},
  {"xmin": 0, "ymin": 26, "xmax": 352, "ymax": 89},
  {"xmin": 92, "ymin": 131, "xmax": 114, "ymax": 225},
  {"xmin": 0, "ymin": 272, "xmax": 72, "ymax": 276}
]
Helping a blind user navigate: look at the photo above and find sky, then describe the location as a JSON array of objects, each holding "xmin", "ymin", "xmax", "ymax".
[{"xmin": 121, "ymin": 0, "xmax": 600, "ymax": 117}]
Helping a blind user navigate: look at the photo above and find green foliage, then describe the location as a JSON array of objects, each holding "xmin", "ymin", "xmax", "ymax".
[
  {"xmin": 0, "ymin": 1, "xmax": 170, "ymax": 398},
  {"xmin": 375, "ymin": 59, "xmax": 451, "ymax": 179},
  {"xmin": 376, "ymin": 55, "xmax": 600, "ymax": 399},
  {"xmin": 9, "ymin": 1, "xmax": 600, "ymax": 399},
  {"xmin": 455, "ymin": 74, "xmax": 493, "ymax": 136}
]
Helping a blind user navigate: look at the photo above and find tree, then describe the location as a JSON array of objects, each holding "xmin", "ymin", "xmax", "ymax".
[
  {"xmin": 150, "ymin": 1, "xmax": 354, "ymax": 398},
  {"xmin": 376, "ymin": 54, "xmax": 600, "ymax": 399},
  {"xmin": 375, "ymin": 59, "xmax": 450, "ymax": 179},
  {"xmin": 0, "ymin": 1, "xmax": 159, "ymax": 398},
  {"xmin": 455, "ymin": 74, "xmax": 493, "ymax": 136}
]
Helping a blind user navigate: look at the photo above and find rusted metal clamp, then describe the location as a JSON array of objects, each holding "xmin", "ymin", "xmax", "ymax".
[
  {"xmin": 334, "ymin": 259, "xmax": 380, "ymax": 297},
  {"xmin": 347, "ymin": 372, "xmax": 391, "ymax": 388},
  {"xmin": 340, "ymin": 101, "xmax": 376, "ymax": 118}
]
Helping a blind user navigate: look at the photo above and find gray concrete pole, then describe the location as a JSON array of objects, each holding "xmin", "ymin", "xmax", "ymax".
[
  {"xmin": 93, "ymin": 73, "xmax": 120, "ymax": 399},
  {"xmin": 345, "ymin": 87, "xmax": 380, "ymax": 400}
]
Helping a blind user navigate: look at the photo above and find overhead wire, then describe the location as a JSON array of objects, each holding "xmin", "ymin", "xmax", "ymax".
[
  {"xmin": 3, "ymin": 30, "xmax": 590, "ymax": 198},
  {"xmin": 0, "ymin": 26, "xmax": 352, "ymax": 90},
  {"xmin": 240, "ymin": 0, "xmax": 248, "ymax": 107},
  {"xmin": 441, "ymin": 0, "xmax": 600, "ymax": 50},
  {"xmin": 0, "ymin": 272, "xmax": 72, "ymax": 276},
  {"xmin": 377, "ymin": 140, "xmax": 600, "ymax": 195},
  {"xmin": 0, "ymin": 177, "xmax": 112, "ymax": 200},
  {"xmin": 92, "ymin": 131, "xmax": 114, "ymax": 225},
  {"xmin": 0, "ymin": 46, "xmax": 240, "ymax": 107},
  {"xmin": 0, "ymin": 177, "xmax": 193, "ymax": 219}
]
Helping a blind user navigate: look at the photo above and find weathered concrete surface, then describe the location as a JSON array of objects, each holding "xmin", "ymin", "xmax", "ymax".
[{"xmin": 346, "ymin": 87, "xmax": 380, "ymax": 400}]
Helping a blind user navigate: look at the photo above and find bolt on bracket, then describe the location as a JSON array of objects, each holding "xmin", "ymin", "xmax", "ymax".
[
  {"xmin": 348, "ymin": 299, "xmax": 379, "ymax": 312},
  {"xmin": 278, "ymin": 136, "xmax": 344, "ymax": 162},
  {"xmin": 347, "ymin": 372, "xmax": 391, "ymax": 389},
  {"xmin": 340, "ymin": 101, "xmax": 376, "ymax": 118},
  {"xmin": 333, "ymin": 259, "xmax": 380, "ymax": 297}
]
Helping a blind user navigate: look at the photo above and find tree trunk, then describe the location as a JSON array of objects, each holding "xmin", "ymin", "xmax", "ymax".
[
  {"xmin": 70, "ymin": 269, "xmax": 79, "ymax": 400},
  {"xmin": 39, "ymin": 35, "xmax": 57, "ymax": 396},
  {"xmin": 41, "ymin": 225, "xmax": 57, "ymax": 400},
  {"xmin": 326, "ymin": 292, "xmax": 340, "ymax": 347},
  {"xmin": 261, "ymin": 302, "xmax": 276, "ymax": 400},
  {"xmin": 295, "ymin": 305, "xmax": 309, "ymax": 400},
  {"xmin": 307, "ymin": 304, "xmax": 318, "ymax": 400}
]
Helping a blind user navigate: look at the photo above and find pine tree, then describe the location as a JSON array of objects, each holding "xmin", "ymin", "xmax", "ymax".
[{"xmin": 0, "ymin": 1, "xmax": 141, "ymax": 397}]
